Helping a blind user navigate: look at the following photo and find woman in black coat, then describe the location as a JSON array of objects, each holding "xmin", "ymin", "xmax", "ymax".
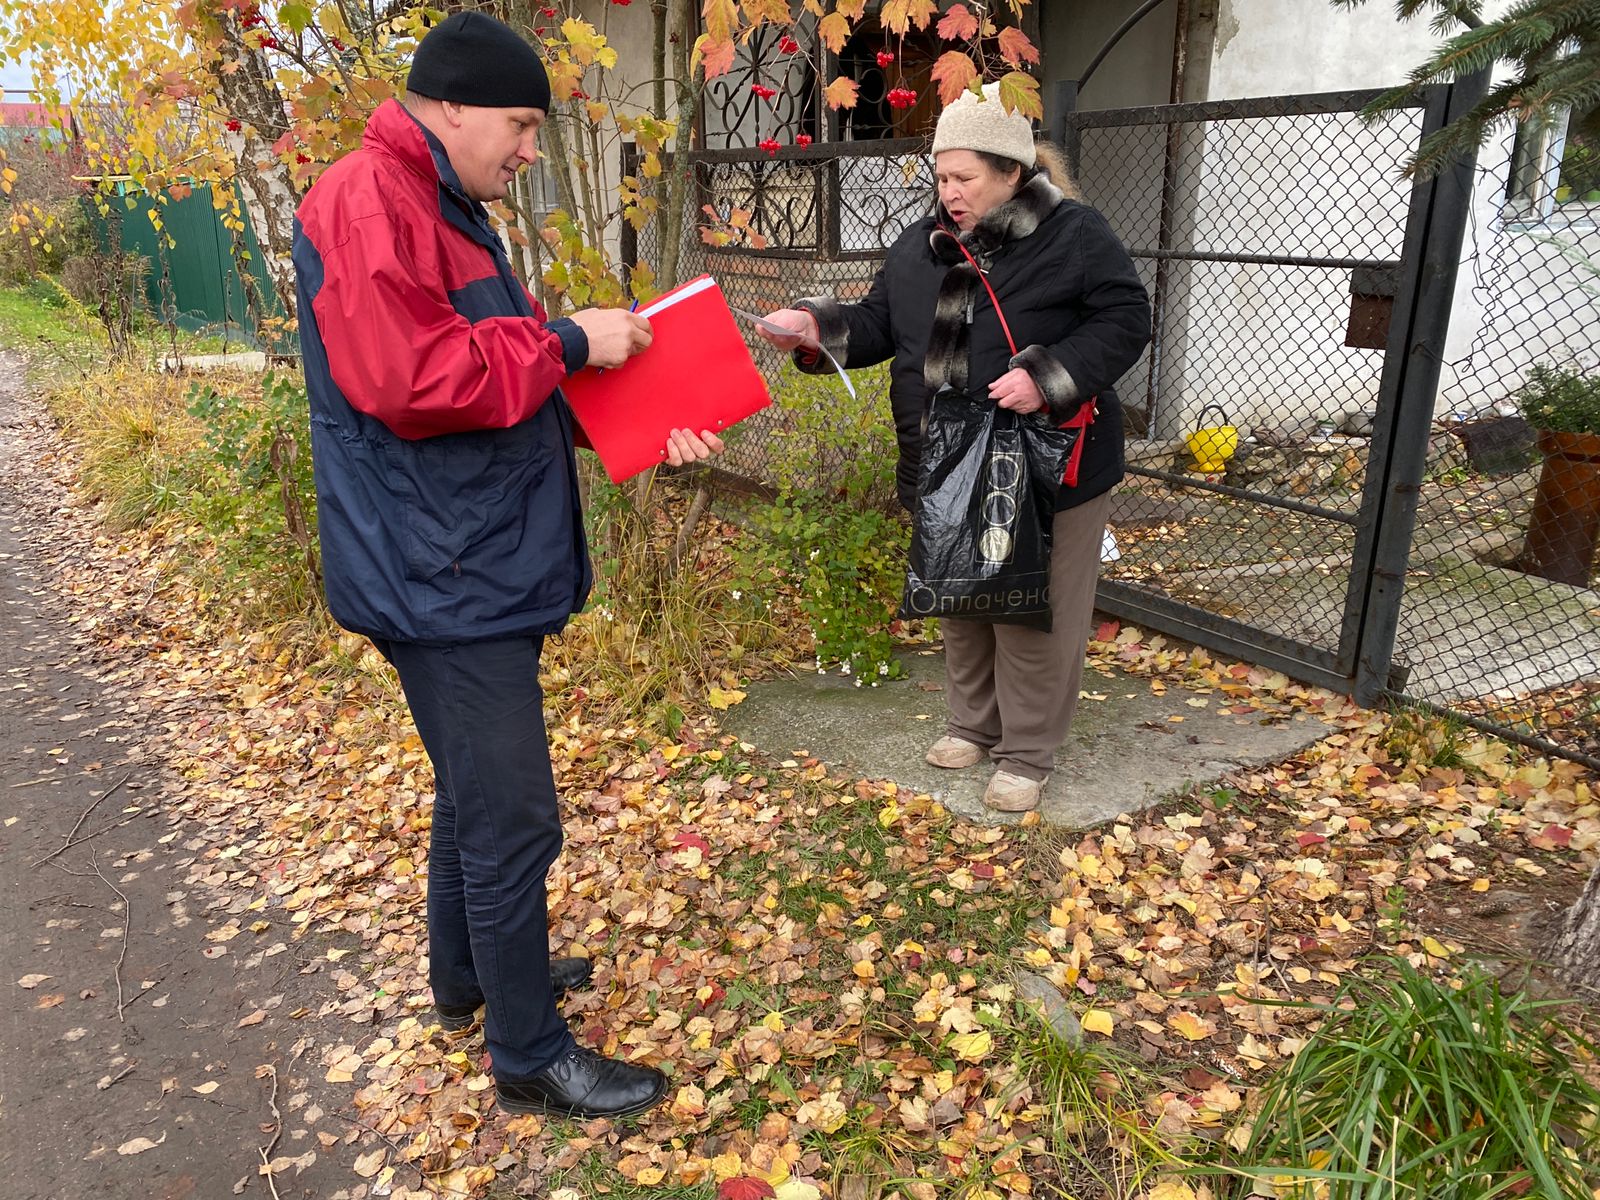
[{"xmin": 758, "ymin": 84, "xmax": 1150, "ymax": 813}]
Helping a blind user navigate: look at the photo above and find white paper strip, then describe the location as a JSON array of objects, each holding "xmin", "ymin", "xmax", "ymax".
[{"xmin": 731, "ymin": 306, "xmax": 857, "ymax": 400}]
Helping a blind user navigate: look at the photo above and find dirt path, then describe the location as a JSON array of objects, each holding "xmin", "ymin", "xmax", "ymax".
[{"xmin": 0, "ymin": 351, "xmax": 360, "ymax": 1200}]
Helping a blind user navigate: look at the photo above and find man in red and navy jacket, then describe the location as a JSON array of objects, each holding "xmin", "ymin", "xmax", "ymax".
[{"xmin": 294, "ymin": 11, "xmax": 717, "ymax": 1121}]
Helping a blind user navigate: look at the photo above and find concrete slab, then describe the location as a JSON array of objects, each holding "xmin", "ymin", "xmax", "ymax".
[
  {"xmin": 160, "ymin": 351, "xmax": 267, "ymax": 373},
  {"xmin": 725, "ymin": 649, "xmax": 1335, "ymax": 827}
]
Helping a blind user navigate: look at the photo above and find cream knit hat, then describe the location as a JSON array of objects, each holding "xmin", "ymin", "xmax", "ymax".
[{"xmin": 931, "ymin": 82, "xmax": 1037, "ymax": 168}]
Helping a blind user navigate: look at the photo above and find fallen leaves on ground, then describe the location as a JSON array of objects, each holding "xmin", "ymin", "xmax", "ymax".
[{"xmin": 10, "ymin": 366, "xmax": 1599, "ymax": 1200}]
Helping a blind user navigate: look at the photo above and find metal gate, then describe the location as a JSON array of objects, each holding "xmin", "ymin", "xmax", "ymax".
[{"xmin": 1062, "ymin": 82, "xmax": 1484, "ymax": 705}]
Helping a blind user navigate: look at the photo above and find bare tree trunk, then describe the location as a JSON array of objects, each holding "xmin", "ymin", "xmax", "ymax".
[
  {"xmin": 1554, "ymin": 862, "xmax": 1600, "ymax": 992},
  {"xmin": 652, "ymin": 0, "xmax": 668, "ymax": 122},
  {"xmin": 210, "ymin": 16, "xmax": 304, "ymax": 327},
  {"xmin": 655, "ymin": 0, "xmax": 699, "ymax": 290}
]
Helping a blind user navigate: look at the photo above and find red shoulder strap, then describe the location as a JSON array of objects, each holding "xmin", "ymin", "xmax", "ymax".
[{"xmin": 946, "ymin": 233, "xmax": 1018, "ymax": 357}]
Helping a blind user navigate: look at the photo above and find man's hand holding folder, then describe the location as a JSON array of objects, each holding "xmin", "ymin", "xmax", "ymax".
[
  {"xmin": 569, "ymin": 306, "xmax": 653, "ymax": 368},
  {"xmin": 562, "ymin": 276, "xmax": 765, "ymax": 482},
  {"xmin": 564, "ymin": 302, "xmax": 724, "ymax": 468}
]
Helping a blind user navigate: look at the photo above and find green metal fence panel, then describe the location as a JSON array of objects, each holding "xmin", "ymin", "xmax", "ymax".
[{"xmin": 85, "ymin": 182, "xmax": 280, "ymax": 339}]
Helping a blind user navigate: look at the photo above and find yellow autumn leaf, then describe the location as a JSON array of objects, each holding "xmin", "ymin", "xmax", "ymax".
[
  {"xmin": 669, "ymin": 1083, "xmax": 706, "ymax": 1119},
  {"xmin": 636, "ymin": 1167, "xmax": 667, "ymax": 1186},
  {"xmin": 707, "ymin": 687, "xmax": 747, "ymax": 711},
  {"xmin": 1169, "ymin": 1011, "xmax": 1212, "ymax": 1041},
  {"xmin": 1422, "ymin": 936, "xmax": 1452, "ymax": 958},
  {"xmin": 1081, "ymin": 1009, "xmax": 1114, "ymax": 1036},
  {"xmin": 947, "ymin": 1030, "xmax": 993, "ymax": 1062},
  {"xmin": 824, "ymin": 76, "xmax": 860, "ymax": 110},
  {"xmin": 1146, "ymin": 1179, "xmax": 1198, "ymax": 1200},
  {"xmin": 817, "ymin": 11, "xmax": 850, "ymax": 52}
]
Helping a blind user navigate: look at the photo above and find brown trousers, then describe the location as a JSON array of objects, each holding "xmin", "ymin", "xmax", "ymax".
[{"xmin": 942, "ymin": 490, "xmax": 1113, "ymax": 781}]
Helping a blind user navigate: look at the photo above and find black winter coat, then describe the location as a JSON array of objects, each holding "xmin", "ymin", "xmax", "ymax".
[{"xmin": 795, "ymin": 172, "xmax": 1150, "ymax": 512}]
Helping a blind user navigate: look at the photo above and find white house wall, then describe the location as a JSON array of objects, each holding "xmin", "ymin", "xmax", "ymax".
[
  {"xmin": 1439, "ymin": 129, "xmax": 1600, "ymax": 415},
  {"xmin": 1148, "ymin": 0, "xmax": 1593, "ymax": 438},
  {"xmin": 1205, "ymin": 0, "xmax": 1442, "ymax": 101}
]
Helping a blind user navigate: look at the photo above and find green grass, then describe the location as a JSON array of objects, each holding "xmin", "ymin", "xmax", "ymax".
[
  {"xmin": 1203, "ymin": 959, "xmax": 1600, "ymax": 1199},
  {"xmin": 0, "ymin": 279, "xmax": 249, "ymax": 389},
  {"xmin": 0, "ymin": 279, "xmax": 102, "ymax": 381},
  {"xmin": 1380, "ymin": 704, "xmax": 1476, "ymax": 771}
]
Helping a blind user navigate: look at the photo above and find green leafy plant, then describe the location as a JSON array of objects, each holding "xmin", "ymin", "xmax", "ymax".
[
  {"xmin": 1207, "ymin": 960, "xmax": 1600, "ymax": 1199},
  {"xmin": 184, "ymin": 370, "xmax": 322, "ymax": 628},
  {"xmin": 1518, "ymin": 362, "xmax": 1600, "ymax": 434},
  {"xmin": 739, "ymin": 361, "xmax": 909, "ymax": 680},
  {"xmin": 762, "ymin": 362, "xmax": 899, "ymax": 510},
  {"xmin": 742, "ymin": 495, "xmax": 907, "ymax": 681}
]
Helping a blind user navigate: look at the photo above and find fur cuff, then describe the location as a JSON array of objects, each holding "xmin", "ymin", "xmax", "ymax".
[
  {"xmin": 1010, "ymin": 344, "xmax": 1083, "ymax": 419},
  {"xmin": 793, "ymin": 296, "xmax": 848, "ymax": 375}
]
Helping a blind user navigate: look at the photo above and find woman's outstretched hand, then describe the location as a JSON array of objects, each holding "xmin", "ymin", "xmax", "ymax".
[
  {"xmin": 989, "ymin": 367, "xmax": 1047, "ymax": 415},
  {"xmin": 753, "ymin": 308, "xmax": 820, "ymax": 352}
]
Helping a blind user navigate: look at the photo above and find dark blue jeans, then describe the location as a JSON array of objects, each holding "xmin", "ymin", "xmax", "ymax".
[{"xmin": 374, "ymin": 637, "xmax": 576, "ymax": 1081}]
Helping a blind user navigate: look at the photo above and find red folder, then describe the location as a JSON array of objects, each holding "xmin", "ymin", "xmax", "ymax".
[{"xmin": 562, "ymin": 275, "xmax": 772, "ymax": 483}]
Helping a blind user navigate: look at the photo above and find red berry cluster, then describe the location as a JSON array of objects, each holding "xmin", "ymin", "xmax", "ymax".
[
  {"xmin": 258, "ymin": 35, "xmax": 279, "ymax": 49},
  {"xmin": 795, "ymin": 133, "xmax": 812, "ymax": 148},
  {"xmin": 225, "ymin": 118, "xmax": 242, "ymax": 131},
  {"xmin": 239, "ymin": 6, "xmax": 263, "ymax": 29},
  {"xmin": 875, "ymin": 49, "xmax": 894, "ymax": 68},
  {"xmin": 777, "ymin": 35, "xmax": 800, "ymax": 54},
  {"xmin": 758, "ymin": 137, "xmax": 780, "ymax": 157},
  {"xmin": 887, "ymin": 87, "xmax": 917, "ymax": 109},
  {"xmin": 570, "ymin": 88, "xmax": 589, "ymax": 99},
  {"xmin": 540, "ymin": 6, "xmax": 557, "ymax": 15},
  {"xmin": 750, "ymin": 83, "xmax": 777, "ymax": 100}
]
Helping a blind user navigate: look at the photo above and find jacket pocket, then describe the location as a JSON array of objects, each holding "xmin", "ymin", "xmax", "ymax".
[{"xmin": 385, "ymin": 429, "xmax": 552, "ymax": 582}]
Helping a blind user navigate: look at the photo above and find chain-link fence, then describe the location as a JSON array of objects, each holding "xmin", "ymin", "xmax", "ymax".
[
  {"xmin": 1391, "ymin": 128, "xmax": 1600, "ymax": 765},
  {"xmin": 1064, "ymin": 90, "xmax": 1436, "ymax": 695}
]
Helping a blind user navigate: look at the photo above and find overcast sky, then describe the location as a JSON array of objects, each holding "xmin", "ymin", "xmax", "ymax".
[{"xmin": 1, "ymin": 55, "xmax": 41, "ymax": 97}]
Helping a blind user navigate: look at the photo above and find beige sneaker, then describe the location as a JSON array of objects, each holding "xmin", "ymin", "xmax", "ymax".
[
  {"xmin": 984, "ymin": 770, "xmax": 1047, "ymax": 812},
  {"xmin": 925, "ymin": 736, "xmax": 986, "ymax": 769}
]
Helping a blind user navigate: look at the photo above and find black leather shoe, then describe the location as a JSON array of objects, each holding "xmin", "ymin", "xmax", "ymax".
[
  {"xmin": 435, "ymin": 957, "xmax": 595, "ymax": 1032},
  {"xmin": 496, "ymin": 1048, "xmax": 669, "ymax": 1118}
]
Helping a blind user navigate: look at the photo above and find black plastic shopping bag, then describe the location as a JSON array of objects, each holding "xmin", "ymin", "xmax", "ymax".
[{"xmin": 898, "ymin": 387, "xmax": 1078, "ymax": 631}]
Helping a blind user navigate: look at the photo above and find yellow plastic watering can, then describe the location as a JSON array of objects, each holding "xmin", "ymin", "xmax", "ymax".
[{"xmin": 1184, "ymin": 404, "xmax": 1238, "ymax": 472}]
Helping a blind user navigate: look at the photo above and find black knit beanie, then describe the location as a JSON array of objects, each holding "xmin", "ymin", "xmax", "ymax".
[{"xmin": 407, "ymin": 12, "xmax": 551, "ymax": 111}]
